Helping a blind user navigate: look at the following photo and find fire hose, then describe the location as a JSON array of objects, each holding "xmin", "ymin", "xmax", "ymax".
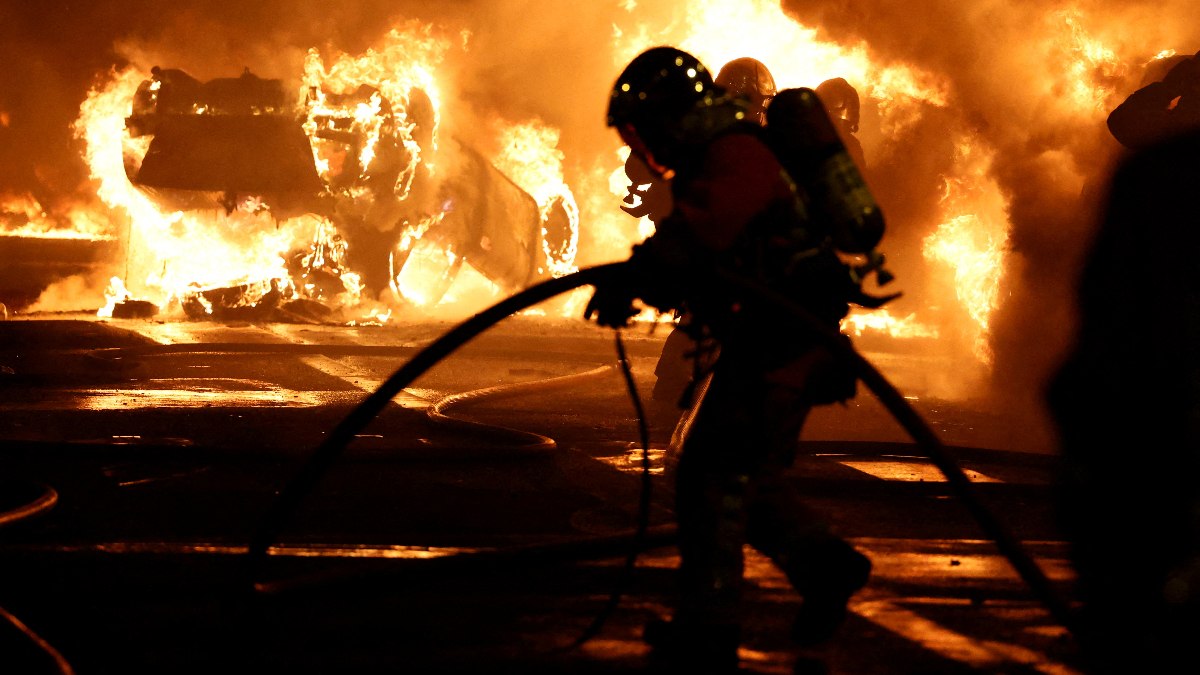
[
  {"xmin": 246, "ymin": 260, "xmax": 1078, "ymax": 640},
  {"xmin": 425, "ymin": 364, "xmax": 618, "ymax": 459},
  {"xmin": 247, "ymin": 262, "xmax": 631, "ymax": 574}
]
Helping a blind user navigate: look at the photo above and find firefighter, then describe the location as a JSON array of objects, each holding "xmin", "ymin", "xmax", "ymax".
[
  {"xmin": 815, "ymin": 77, "xmax": 866, "ymax": 170},
  {"xmin": 1108, "ymin": 49, "xmax": 1200, "ymax": 150},
  {"xmin": 646, "ymin": 56, "xmax": 778, "ymax": 406},
  {"xmin": 1048, "ymin": 129, "xmax": 1200, "ymax": 674},
  {"xmin": 620, "ymin": 56, "xmax": 777, "ymax": 229},
  {"xmin": 587, "ymin": 47, "xmax": 873, "ymax": 671}
]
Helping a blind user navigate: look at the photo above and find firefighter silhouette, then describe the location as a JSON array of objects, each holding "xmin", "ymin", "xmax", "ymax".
[
  {"xmin": 1108, "ymin": 49, "xmax": 1200, "ymax": 150},
  {"xmin": 644, "ymin": 56, "xmax": 778, "ymax": 406},
  {"xmin": 1048, "ymin": 128, "xmax": 1200, "ymax": 675},
  {"xmin": 589, "ymin": 47, "xmax": 877, "ymax": 671},
  {"xmin": 815, "ymin": 77, "xmax": 866, "ymax": 171},
  {"xmin": 640, "ymin": 62, "xmax": 878, "ymax": 407}
]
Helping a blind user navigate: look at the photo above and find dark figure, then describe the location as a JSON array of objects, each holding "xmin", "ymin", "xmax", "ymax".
[
  {"xmin": 620, "ymin": 56, "xmax": 777, "ymax": 229},
  {"xmin": 587, "ymin": 47, "xmax": 874, "ymax": 671},
  {"xmin": 1107, "ymin": 49, "xmax": 1200, "ymax": 151},
  {"xmin": 645, "ymin": 56, "xmax": 779, "ymax": 406},
  {"xmin": 815, "ymin": 77, "xmax": 866, "ymax": 171},
  {"xmin": 1047, "ymin": 130, "xmax": 1200, "ymax": 673}
]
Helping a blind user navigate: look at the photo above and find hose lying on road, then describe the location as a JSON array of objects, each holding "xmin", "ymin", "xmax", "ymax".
[
  {"xmin": 0, "ymin": 604, "xmax": 75, "ymax": 675},
  {"xmin": 247, "ymin": 263, "xmax": 629, "ymax": 581},
  {"xmin": 0, "ymin": 479, "xmax": 58, "ymax": 529},
  {"xmin": 425, "ymin": 364, "xmax": 618, "ymax": 459},
  {"xmin": 247, "ymin": 260, "xmax": 1078, "ymax": 640}
]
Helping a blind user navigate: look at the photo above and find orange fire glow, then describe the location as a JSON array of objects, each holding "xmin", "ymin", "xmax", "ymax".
[
  {"xmin": 492, "ymin": 121, "xmax": 580, "ymax": 278},
  {"xmin": 592, "ymin": 0, "xmax": 1177, "ymax": 372},
  {"xmin": 75, "ymin": 65, "xmax": 312, "ymax": 317},
  {"xmin": 1, "ymin": 193, "xmax": 116, "ymax": 241},
  {"xmin": 842, "ymin": 308, "xmax": 939, "ymax": 340},
  {"xmin": 611, "ymin": 0, "xmax": 948, "ymax": 128},
  {"xmin": 922, "ymin": 138, "xmax": 1009, "ymax": 364},
  {"xmin": 70, "ymin": 19, "xmax": 586, "ymax": 322},
  {"xmin": 607, "ymin": 0, "xmax": 949, "ymax": 343},
  {"xmin": 302, "ymin": 21, "xmax": 447, "ymax": 198},
  {"xmin": 1052, "ymin": 7, "xmax": 1130, "ymax": 113},
  {"xmin": 49, "ymin": 0, "xmax": 1180, "ymax": 389}
]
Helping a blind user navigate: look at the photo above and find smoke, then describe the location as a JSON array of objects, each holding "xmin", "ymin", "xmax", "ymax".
[
  {"xmin": 775, "ymin": 0, "xmax": 1200, "ymax": 416},
  {"xmin": 25, "ymin": 274, "xmax": 110, "ymax": 314}
]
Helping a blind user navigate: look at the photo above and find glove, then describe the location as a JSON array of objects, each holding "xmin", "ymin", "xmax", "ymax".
[
  {"xmin": 584, "ymin": 226, "xmax": 703, "ymax": 328},
  {"xmin": 584, "ymin": 282, "xmax": 640, "ymax": 328}
]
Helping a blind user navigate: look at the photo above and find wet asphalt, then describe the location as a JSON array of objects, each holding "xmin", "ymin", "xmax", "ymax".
[{"xmin": 0, "ymin": 315, "xmax": 1081, "ymax": 674}]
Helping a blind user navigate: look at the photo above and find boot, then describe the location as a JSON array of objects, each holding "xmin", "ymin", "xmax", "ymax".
[{"xmin": 791, "ymin": 545, "xmax": 871, "ymax": 646}]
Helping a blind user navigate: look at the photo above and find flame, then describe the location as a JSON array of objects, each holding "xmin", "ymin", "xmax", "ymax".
[
  {"xmin": 605, "ymin": 0, "xmax": 953, "ymax": 343},
  {"xmin": 393, "ymin": 237, "xmax": 459, "ymax": 307},
  {"xmin": 602, "ymin": 0, "xmax": 1162, "ymax": 370},
  {"xmin": 57, "ymin": 0, "xmax": 1167, "ymax": 370},
  {"xmin": 70, "ymin": 19, "xmax": 584, "ymax": 323},
  {"xmin": 612, "ymin": 0, "xmax": 947, "ymax": 126},
  {"xmin": 301, "ymin": 22, "xmax": 585, "ymax": 314},
  {"xmin": 97, "ymin": 276, "xmax": 132, "ymax": 318},
  {"xmin": 842, "ymin": 308, "xmax": 938, "ymax": 340},
  {"xmin": 74, "ymin": 66, "xmax": 312, "ymax": 316},
  {"xmin": 0, "ymin": 194, "xmax": 116, "ymax": 240},
  {"xmin": 922, "ymin": 138, "xmax": 1009, "ymax": 364},
  {"xmin": 1050, "ymin": 7, "xmax": 1130, "ymax": 113},
  {"xmin": 491, "ymin": 121, "xmax": 580, "ymax": 277},
  {"xmin": 303, "ymin": 21, "xmax": 449, "ymax": 201}
]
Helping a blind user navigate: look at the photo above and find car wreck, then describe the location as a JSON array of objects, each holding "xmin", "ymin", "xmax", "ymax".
[{"xmin": 118, "ymin": 65, "xmax": 576, "ymax": 322}]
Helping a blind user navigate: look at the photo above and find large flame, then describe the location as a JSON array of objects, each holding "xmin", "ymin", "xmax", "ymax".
[
  {"xmin": 302, "ymin": 21, "xmax": 448, "ymax": 199},
  {"xmin": 491, "ymin": 120, "xmax": 580, "ymax": 278},
  {"xmin": 1051, "ymin": 6, "xmax": 1131, "ymax": 113},
  {"xmin": 51, "ymin": 0, "xmax": 1176, "ymax": 393},
  {"xmin": 921, "ymin": 138, "xmax": 1010, "ymax": 364},
  {"xmin": 74, "ymin": 66, "xmax": 310, "ymax": 316},
  {"xmin": 602, "ymin": 0, "xmax": 1166, "ymax": 370},
  {"xmin": 68, "ymin": 19, "xmax": 587, "ymax": 322},
  {"xmin": 612, "ymin": 0, "xmax": 948, "ymax": 125},
  {"xmin": 608, "ymin": 0, "xmax": 949, "ymax": 341}
]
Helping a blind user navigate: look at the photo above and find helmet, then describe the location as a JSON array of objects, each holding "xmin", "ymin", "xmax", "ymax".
[
  {"xmin": 715, "ymin": 57, "xmax": 776, "ymax": 124},
  {"xmin": 815, "ymin": 77, "xmax": 860, "ymax": 133},
  {"xmin": 607, "ymin": 47, "xmax": 717, "ymax": 175}
]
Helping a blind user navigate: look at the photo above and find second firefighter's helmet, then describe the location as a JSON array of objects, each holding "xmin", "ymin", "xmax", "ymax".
[
  {"xmin": 607, "ymin": 47, "xmax": 717, "ymax": 173},
  {"xmin": 815, "ymin": 77, "xmax": 861, "ymax": 133},
  {"xmin": 715, "ymin": 57, "xmax": 776, "ymax": 124}
]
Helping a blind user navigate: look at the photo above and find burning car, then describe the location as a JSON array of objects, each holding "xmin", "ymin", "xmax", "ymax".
[{"xmin": 118, "ymin": 64, "xmax": 577, "ymax": 320}]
